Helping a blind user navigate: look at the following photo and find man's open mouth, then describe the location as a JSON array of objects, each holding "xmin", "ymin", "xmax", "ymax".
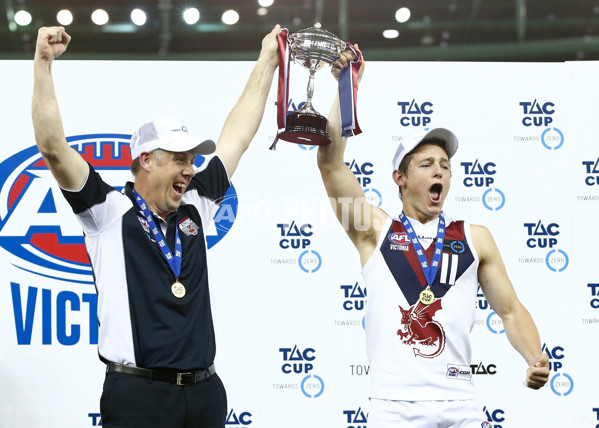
[{"xmin": 173, "ymin": 183, "xmax": 185, "ymax": 195}]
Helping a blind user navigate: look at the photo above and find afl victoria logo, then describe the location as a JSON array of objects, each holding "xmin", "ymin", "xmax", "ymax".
[
  {"xmin": 0, "ymin": 134, "xmax": 236, "ymax": 284},
  {"xmin": 388, "ymin": 232, "xmax": 409, "ymax": 244}
]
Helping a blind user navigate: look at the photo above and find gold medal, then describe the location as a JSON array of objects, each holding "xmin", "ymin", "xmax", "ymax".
[
  {"xmin": 171, "ymin": 281, "xmax": 186, "ymax": 298},
  {"xmin": 419, "ymin": 288, "xmax": 435, "ymax": 305}
]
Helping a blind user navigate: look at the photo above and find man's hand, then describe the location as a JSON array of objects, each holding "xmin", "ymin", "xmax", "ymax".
[
  {"xmin": 331, "ymin": 43, "xmax": 364, "ymax": 82},
  {"xmin": 259, "ymin": 24, "xmax": 281, "ymax": 68},
  {"xmin": 526, "ymin": 353, "xmax": 550, "ymax": 390},
  {"xmin": 35, "ymin": 26, "xmax": 71, "ymax": 61}
]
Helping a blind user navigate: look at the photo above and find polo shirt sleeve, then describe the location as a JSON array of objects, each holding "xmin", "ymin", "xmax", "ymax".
[
  {"xmin": 182, "ymin": 155, "xmax": 231, "ymax": 230},
  {"xmin": 61, "ymin": 162, "xmax": 131, "ymax": 235},
  {"xmin": 187, "ymin": 155, "xmax": 231, "ymax": 204}
]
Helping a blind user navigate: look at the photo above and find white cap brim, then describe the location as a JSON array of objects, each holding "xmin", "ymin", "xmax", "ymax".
[
  {"xmin": 160, "ymin": 137, "xmax": 216, "ymax": 156},
  {"xmin": 392, "ymin": 128, "xmax": 459, "ymax": 171},
  {"xmin": 131, "ymin": 136, "xmax": 216, "ymax": 160}
]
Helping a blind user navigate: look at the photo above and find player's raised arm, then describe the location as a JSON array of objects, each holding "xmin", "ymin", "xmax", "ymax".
[
  {"xmin": 317, "ymin": 47, "xmax": 386, "ymax": 265},
  {"xmin": 32, "ymin": 26, "xmax": 89, "ymax": 191}
]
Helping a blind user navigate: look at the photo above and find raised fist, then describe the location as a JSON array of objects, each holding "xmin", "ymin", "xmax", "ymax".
[{"xmin": 35, "ymin": 26, "xmax": 71, "ymax": 61}]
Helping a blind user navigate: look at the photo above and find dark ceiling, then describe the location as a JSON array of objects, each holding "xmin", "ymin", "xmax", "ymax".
[{"xmin": 4, "ymin": 0, "xmax": 599, "ymax": 61}]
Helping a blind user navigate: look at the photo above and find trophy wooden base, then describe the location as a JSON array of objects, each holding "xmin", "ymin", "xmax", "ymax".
[{"xmin": 277, "ymin": 110, "xmax": 331, "ymax": 145}]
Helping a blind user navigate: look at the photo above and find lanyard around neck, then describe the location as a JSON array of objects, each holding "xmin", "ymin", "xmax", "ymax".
[
  {"xmin": 399, "ymin": 211, "xmax": 446, "ymax": 286},
  {"xmin": 133, "ymin": 188, "xmax": 182, "ymax": 278}
]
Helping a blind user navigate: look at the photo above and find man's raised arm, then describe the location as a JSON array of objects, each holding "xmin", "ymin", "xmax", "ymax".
[
  {"xmin": 214, "ymin": 24, "xmax": 280, "ymax": 179},
  {"xmin": 32, "ymin": 26, "xmax": 89, "ymax": 191}
]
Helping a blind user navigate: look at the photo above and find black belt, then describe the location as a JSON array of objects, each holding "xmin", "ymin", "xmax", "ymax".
[{"xmin": 105, "ymin": 361, "xmax": 215, "ymax": 386}]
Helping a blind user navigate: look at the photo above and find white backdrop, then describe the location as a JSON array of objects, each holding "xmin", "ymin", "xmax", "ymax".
[{"xmin": 0, "ymin": 59, "xmax": 597, "ymax": 427}]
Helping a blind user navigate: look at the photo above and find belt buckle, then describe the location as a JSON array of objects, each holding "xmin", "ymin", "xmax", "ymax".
[{"xmin": 176, "ymin": 372, "xmax": 195, "ymax": 386}]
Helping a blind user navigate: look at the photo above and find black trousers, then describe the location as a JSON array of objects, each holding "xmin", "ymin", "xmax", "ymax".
[{"xmin": 100, "ymin": 370, "xmax": 227, "ymax": 428}]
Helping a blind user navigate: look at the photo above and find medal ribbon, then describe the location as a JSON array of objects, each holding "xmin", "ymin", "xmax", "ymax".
[
  {"xmin": 399, "ymin": 211, "xmax": 446, "ymax": 286},
  {"xmin": 133, "ymin": 188, "xmax": 181, "ymax": 278},
  {"xmin": 271, "ymin": 28, "xmax": 291, "ymax": 150},
  {"xmin": 338, "ymin": 43, "xmax": 363, "ymax": 138}
]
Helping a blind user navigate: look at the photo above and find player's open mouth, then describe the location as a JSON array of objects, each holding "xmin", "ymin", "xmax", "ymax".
[{"xmin": 430, "ymin": 183, "xmax": 443, "ymax": 203}]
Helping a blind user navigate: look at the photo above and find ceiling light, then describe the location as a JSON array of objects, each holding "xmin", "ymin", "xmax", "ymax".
[
  {"xmin": 183, "ymin": 8, "xmax": 200, "ymax": 25},
  {"xmin": 56, "ymin": 9, "xmax": 73, "ymax": 26},
  {"xmin": 131, "ymin": 9, "xmax": 147, "ymax": 26},
  {"xmin": 395, "ymin": 7, "xmax": 411, "ymax": 23},
  {"xmin": 222, "ymin": 10, "xmax": 240, "ymax": 25},
  {"xmin": 258, "ymin": 0, "xmax": 275, "ymax": 7},
  {"xmin": 383, "ymin": 29, "xmax": 400, "ymax": 39},
  {"xmin": 91, "ymin": 9, "xmax": 109, "ymax": 26},
  {"xmin": 421, "ymin": 34, "xmax": 435, "ymax": 45},
  {"xmin": 14, "ymin": 10, "xmax": 32, "ymax": 26},
  {"xmin": 257, "ymin": 7, "xmax": 268, "ymax": 16}
]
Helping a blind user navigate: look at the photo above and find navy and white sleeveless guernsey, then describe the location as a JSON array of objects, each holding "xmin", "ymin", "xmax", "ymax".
[
  {"xmin": 362, "ymin": 213, "xmax": 480, "ymax": 401},
  {"xmin": 61, "ymin": 156, "xmax": 230, "ymax": 371}
]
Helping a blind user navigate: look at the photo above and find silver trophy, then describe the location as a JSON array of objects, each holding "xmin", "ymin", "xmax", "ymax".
[{"xmin": 278, "ymin": 27, "xmax": 347, "ymax": 145}]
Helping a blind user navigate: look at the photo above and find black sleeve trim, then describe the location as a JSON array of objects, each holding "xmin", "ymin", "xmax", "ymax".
[
  {"xmin": 188, "ymin": 156, "xmax": 231, "ymax": 204},
  {"xmin": 60, "ymin": 162, "xmax": 116, "ymax": 214}
]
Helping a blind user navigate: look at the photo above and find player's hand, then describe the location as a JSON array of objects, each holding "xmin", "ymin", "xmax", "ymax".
[
  {"xmin": 525, "ymin": 353, "xmax": 550, "ymax": 390},
  {"xmin": 35, "ymin": 26, "xmax": 71, "ymax": 61},
  {"xmin": 331, "ymin": 43, "xmax": 364, "ymax": 83}
]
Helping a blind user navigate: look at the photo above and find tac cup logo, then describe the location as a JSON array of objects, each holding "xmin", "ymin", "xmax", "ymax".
[{"xmin": 0, "ymin": 134, "xmax": 237, "ymax": 284}]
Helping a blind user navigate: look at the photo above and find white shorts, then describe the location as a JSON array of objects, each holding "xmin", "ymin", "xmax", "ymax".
[{"xmin": 368, "ymin": 398, "xmax": 491, "ymax": 428}]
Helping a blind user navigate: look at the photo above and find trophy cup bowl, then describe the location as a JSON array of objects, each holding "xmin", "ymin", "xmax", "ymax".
[{"xmin": 278, "ymin": 27, "xmax": 347, "ymax": 145}]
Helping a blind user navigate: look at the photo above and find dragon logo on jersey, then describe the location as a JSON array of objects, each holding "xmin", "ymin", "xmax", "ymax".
[
  {"xmin": 179, "ymin": 217, "xmax": 199, "ymax": 236},
  {"xmin": 397, "ymin": 300, "xmax": 446, "ymax": 358}
]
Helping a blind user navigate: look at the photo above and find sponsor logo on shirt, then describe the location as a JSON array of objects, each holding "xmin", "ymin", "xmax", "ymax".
[{"xmin": 446, "ymin": 364, "xmax": 472, "ymax": 381}]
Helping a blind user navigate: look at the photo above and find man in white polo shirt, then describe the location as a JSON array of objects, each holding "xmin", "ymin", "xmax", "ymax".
[{"xmin": 32, "ymin": 24, "xmax": 281, "ymax": 427}]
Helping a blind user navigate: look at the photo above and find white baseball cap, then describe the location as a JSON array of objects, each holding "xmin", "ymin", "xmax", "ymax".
[
  {"xmin": 392, "ymin": 128, "xmax": 459, "ymax": 171},
  {"xmin": 129, "ymin": 117, "xmax": 216, "ymax": 160}
]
